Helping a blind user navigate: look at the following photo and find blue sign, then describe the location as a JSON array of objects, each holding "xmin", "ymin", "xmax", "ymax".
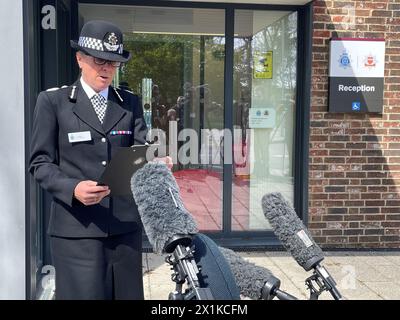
[
  {"xmin": 339, "ymin": 52, "xmax": 351, "ymax": 69},
  {"xmin": 249, "ymin": 108, "xmax": 276, "ymax": 128},
  {"xmin": 352, "ymin": 102, "xmax": 361, "ymax": 111}
]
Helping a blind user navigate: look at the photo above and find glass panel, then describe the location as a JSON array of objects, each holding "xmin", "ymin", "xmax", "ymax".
[
  {"xmin": 232, "ymin": 10, "xmax": 297, "ymax": 231},
  {"xmin": 79, "ymin": 5, "xmax": 225, "ymax": 231}
]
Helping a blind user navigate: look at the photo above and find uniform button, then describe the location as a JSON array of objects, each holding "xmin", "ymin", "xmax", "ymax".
[
  {"xmin": 101, "ymin": 137, "xmax": 106, "ymax": 143},
  {"xmin": 102, "ymin": 161, "xmax": 107, "ymax": 166}
]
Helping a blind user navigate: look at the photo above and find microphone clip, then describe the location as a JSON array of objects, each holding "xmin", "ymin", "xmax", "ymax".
[
  {"xmin": 166, "ymin": 243, "xmax": 214, "ymax": 300},
  {"xmin": 305, "ymin": 264, "xmax": 343, "ymax": 300}
]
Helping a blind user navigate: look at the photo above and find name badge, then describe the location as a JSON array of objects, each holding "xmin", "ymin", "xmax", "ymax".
[{"xmin": 68, "ymin": 131, "xmax": 92, "ymax": 143}]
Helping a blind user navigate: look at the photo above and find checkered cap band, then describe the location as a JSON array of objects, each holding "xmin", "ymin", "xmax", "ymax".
[
  {"xmin": 78, "ymin": 36, "xmax": 124, "ymax": 54},
  {"xmin": 78, "ymin": 36, "xmax": 104, "ymax": 51}
]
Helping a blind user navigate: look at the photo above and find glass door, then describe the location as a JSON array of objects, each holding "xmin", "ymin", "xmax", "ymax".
[
  {"xmin": 77, "ymin": 3, "xmax": 301, "ymax": 236},
  {"xmin": 232, "ymin": 10, "xmax": 298, "ymax": 231}
]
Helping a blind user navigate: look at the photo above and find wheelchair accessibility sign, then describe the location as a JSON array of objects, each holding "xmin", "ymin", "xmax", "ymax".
[{"xmin": 352, "ymin": 102, "xmax": 361, "ymax": 111}]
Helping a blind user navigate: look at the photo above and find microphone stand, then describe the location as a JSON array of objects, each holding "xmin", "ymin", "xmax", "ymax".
[
  {"xmin": 305, "ymin": 264, "xmax": 342, "ymax": 300},
  {"xmin": 165, "ymin": 235, "xmax": 214, "ymax": 300},
  {"xmin": 260, "ymin": 275, "xmax": 298, "ymax": 300},
  {"xmin": 301, "ymin": 256, "xmax": 342, "ymax": 300}
]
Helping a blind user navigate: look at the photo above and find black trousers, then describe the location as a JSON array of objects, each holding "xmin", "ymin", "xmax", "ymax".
[{"xmin": 50, "ymin": 230, "xmax": 144, "ymax": 300}]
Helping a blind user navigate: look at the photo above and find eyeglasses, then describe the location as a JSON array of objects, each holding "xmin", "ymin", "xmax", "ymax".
[{"xmin": 93, "ymin": 57, "xmax": 122, "ymax": 67}]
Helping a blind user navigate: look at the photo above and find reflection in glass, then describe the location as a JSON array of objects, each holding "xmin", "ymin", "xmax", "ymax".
[
  {"xmin": 232, "ymin": 10, "xmax": 297, "ymax": 231},
  {"xmin": 78, "ymin": 5, "xmax": 227, "ymax": 231}
]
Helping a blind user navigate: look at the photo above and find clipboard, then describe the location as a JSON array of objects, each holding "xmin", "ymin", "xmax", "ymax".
[{"xmin": 98, "ymin": 144, "xmax": 154, "ymax": 196}]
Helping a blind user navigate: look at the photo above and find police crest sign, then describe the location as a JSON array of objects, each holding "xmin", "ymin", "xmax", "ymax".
[{"xmin": 329, "ymin": 38, "xmax": 385, "ymax": 113}]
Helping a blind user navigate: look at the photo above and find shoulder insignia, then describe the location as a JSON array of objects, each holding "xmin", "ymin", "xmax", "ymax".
[
  {"xmin": 112, "ymin": 87, "xmax": 124, "ymax": 103},
  {"xmin": 69, "ymin": 85, "xmax": 78, "ymax": 102}
]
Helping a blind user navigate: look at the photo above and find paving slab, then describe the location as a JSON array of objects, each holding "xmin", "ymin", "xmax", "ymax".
[{"xmin": 143, "ymin": 251, "xmax": 400, "ymax": 300}]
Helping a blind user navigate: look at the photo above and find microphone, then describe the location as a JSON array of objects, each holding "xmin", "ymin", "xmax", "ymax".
[
  {"xmin": 191, "ymin": 234, "xmax": 241, "ymax": 300},
  {"xmin": 131, "ymin": 164, "xmax": 297, "ymax": 300},
  {"xmin": 262, "ymin": 192, "xmax": 343, "ymax": 300},
  {"xmin": 219, "ymin": 247, "xmax": 297, "ymax": 300},
  {"xmin": 130, "ymin": 162, "xmax": 198, "ymax": 254},
  {"xmin": 262, "ymin": 192, "xmax": 323, "ymax": 271},
  {"xmin": 131, "ymin": 162, "xmax": 239, "ymax": 300}
]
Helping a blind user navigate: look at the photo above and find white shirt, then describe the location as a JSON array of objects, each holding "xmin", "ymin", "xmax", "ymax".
[{"xmin": 80, "ymin": 77, "xmax": 109, "ymax": 101}]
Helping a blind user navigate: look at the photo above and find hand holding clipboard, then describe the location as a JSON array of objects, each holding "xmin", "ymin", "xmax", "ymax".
[
  {"xmin": 97, "ymin": 144, "xmax": 172, "ymax": 196},
  {"xmin": 98, "ymin": 144, "xmax": 154, "ymax": 196}
]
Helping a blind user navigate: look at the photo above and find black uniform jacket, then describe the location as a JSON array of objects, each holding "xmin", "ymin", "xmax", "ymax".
[{"xmin": 29, "ymin": 80, "xmax": 148, "ymax": 237}]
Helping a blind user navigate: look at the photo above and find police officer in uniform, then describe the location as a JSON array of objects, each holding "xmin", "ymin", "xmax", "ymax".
[{"xmin": 29, "ymin": 20, "xmax": 148, "ymax": 299}]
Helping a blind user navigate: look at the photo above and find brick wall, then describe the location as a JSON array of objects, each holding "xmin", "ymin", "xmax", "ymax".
[{"xmin": 309, "ymin": 0, "xmax": 400, "ymax": 248}]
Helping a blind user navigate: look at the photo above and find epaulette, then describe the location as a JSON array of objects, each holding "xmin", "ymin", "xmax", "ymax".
[
  {"xmin": 118, "ymin": 87, "xmax": 134, "ymax": 95},
  {"xmin": 46, "ymin": 85, "xmax": 69, "ymax": 92},
  {"xmin": 46, "ymin": 87, "xmax": 60, "ymax": 92}
]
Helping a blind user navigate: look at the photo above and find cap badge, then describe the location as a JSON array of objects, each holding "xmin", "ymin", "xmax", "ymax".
[{"xmin": 103, "ymin": 32, "xmax": 119, "ymax": 52}]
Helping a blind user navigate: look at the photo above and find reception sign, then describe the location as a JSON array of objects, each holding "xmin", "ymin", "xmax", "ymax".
[{"xmin": 329, "ymin": 38, "xmax": 385, "ymax": 113}]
